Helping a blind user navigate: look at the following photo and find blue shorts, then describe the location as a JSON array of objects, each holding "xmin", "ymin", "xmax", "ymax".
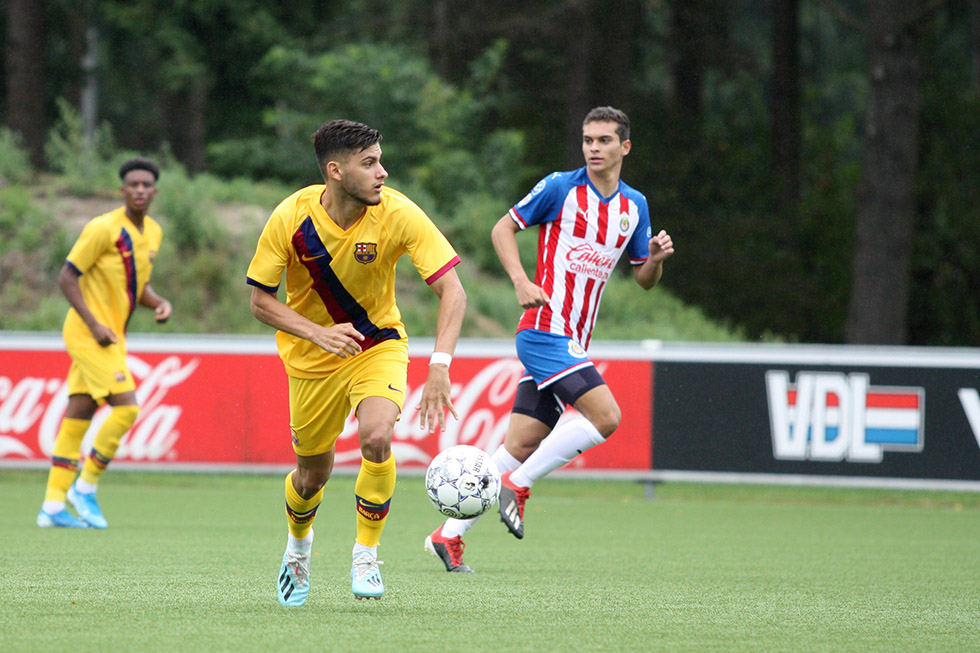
[{"xmin": 515, "ymin": 329, "xmax": 595, "ymax": 389}]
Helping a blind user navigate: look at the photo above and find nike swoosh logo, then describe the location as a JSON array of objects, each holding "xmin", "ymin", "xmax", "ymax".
[
  {"xmin": 388, "ymin": 384, "xmax": 403, "ymax": 393},
  {"xmin": 300, "ymin": 254, "xmax": 326, "ymax": 262}
]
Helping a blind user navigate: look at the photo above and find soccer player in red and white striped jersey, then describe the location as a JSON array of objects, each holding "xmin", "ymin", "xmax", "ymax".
[{"xmin": 425, "ymin": 107, "xmax": 674, "ymax": 571}]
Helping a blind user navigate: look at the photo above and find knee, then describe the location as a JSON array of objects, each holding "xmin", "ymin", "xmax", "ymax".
[
  {"xmin": 508, "ymin": 441, "xmax": 538, "ymax": 463},
  {"xmin": 591, "ymin": 404, "xmax": 621, "ymax": 439},
  {"xmin": 113, "ymin": 404, "xmax": 140, "ymax": 427},
  {"xmin": 294, "ymin": 468, "xmax": 329, "ymax": 498},
  {"xmin": 358, "ymin": 422, "xmax": 394, "ymax": 462}
]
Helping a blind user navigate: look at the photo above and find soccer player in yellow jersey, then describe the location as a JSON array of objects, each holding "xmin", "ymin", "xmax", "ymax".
[
  {"xmin": 37, "ymin": 157, "xmax": 173, "ymax": 529},
  {"xmin": 247, "ymin": 119, "xmax": 466, "ymax": 605}
]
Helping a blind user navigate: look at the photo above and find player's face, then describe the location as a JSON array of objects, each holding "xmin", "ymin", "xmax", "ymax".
[
  {"xmin": 340, "ymin": 144, "xmax": 388, "ymax": 206},
  {"xmin": 582, "ymin": 121, "xmax": 631, "ymax": 175},
  {"xmin": 120, "ymin": 169, "xmax": 158, "ymax": 214}
]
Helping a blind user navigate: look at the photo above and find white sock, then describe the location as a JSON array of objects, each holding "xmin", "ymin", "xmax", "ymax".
[
  {"xmin": 42, "ymin": 500, "xmax": 65, "ymax": 514},
  {"xmin": 74, "ymin": 479, "xmax": 98, "ymax": 494},
  {"xmin": 352, "ymin": 542, "xmax": 377, "ymax": 559},
  {"xmin": 510, "ymin": 418, "xmax": 604, "ymax": 488},
  {"xmin": 287, "ymin": 530, "xmax": 313, "ymax": 553},
  {"xmin": 440, "ymin": 444, "xmax": 522, "ymax": 539}
]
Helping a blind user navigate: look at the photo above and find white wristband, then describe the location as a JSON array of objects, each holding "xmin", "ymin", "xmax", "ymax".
[{"xmin": 429, "ymin": 352, "xmax": 453, "ymax": 368}]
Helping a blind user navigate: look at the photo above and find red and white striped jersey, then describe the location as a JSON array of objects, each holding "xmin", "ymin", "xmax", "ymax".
[{"xmin": 508, "ymin": 167, "xmax": 652, "ymax": 349}]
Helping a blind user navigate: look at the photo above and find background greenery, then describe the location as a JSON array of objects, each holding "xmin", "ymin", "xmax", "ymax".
[
  {"xmin": 0, "ymin": 118, "xmax": 753, "ymax": 342},
  {"xmin": 2, "ymin": 1, "xmax": 979, "ymax": 345},
  {"xmin": 1, "ymin": 471, "xmax": 978, "ymax": 652}
]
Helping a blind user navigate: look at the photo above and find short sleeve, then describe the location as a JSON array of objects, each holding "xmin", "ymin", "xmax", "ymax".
[
  {"xmin": 401, "ymin": 206, "xmax": 460, "ymax": 285},
  {"xmin": 626, "ymin": 196, "xmax": 653, "ymax": 265},
  {"xmin": 246, "ymin": 210, "xmax": 291, "ymax": 292},
  {"xmin": 65, "ymin": 219, "xmax": 112, "ymax": 274},
  {"xmin": 508, "ymin": 173, "xmax": 567, "ymax": 230}
]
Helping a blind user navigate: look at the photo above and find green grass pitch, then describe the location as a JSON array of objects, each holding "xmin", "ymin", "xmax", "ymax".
[{"xmin": 1, "ymin": 471, "xmax": 979, "ymax": 652}]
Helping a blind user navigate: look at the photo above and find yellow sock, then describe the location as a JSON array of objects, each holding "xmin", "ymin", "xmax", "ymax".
[
  {"xmin": 79, "ymin": 405, "xmax": 139, "ymax": 485},
  {"xmin": 285, "ymin": 470, "xmax": 323, "ymax": 539},
  {"xmin": 354, "ymin": 455, "xmax": 396, "ymax": 547},
  {"xmin": 44, "ymin": 418, "xmax": 91, "ymax": 502}
]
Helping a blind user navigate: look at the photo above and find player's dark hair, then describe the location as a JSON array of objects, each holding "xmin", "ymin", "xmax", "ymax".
[
  {"xmin": 119, "ymin": 157, "xmax": 160, "ymax": 181},
  {"xmin": 583, "ymin": 106, "xmax": 630, "ymax": 142},
  {"xmin": 313, "ymin": 120, "xmax": 382, "ymax": 178}
]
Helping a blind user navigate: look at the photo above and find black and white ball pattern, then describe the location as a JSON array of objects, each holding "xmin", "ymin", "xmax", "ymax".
[{"xmin": 425, "ymin": 445, "xmax": 501, "ymax": 519}]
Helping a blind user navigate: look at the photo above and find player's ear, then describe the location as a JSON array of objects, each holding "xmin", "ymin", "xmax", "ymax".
[
  {"xmin": 621, "ymin": 139, "xmax": 632, "ymax": 156},
  {"xmin": 325, "ymin": 160, "xmax": 344, "ymax": 182}
]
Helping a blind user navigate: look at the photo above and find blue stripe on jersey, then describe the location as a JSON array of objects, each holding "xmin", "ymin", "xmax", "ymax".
[
  {"xmin": 116, "ymin": 229, "xmax": 138, "ymax": 330},
  {"xmin": 292, "ymin": 216, "xmax": 400, "ymax": 349}
]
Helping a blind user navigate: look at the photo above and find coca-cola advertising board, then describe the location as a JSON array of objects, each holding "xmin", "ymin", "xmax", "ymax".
[{"xmin": 0, "ymin": 335, "xmax": 653, "ymax": 472}]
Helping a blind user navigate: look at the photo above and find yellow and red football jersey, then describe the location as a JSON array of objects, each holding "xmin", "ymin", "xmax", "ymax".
[
  {"xmin": 62, "ymin": 207, "xmax": 163, "ymax": 349},
  {"xmin": 247, "ymin": 185, "xmax": 460, "ymax": 378}
]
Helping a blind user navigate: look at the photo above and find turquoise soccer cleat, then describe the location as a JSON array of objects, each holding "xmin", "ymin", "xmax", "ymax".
[
  {"xmin": 351, "ymin": 552, "xmax": 384, "ymax": 600},
  {"xmin": 36, "ymin": 508, "xmax": 89, "ymax": 529},
  {"xmin": 67, "ymin": 483, "xmax": 108, "ymax": 529},
  {"xmin": 277, "ymin": 549, "xmax": 311, "ymax": 606}
]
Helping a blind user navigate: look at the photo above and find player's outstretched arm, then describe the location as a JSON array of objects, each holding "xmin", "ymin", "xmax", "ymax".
[
  {"xmin": 58, "ymin": 262, "xmax": 117, "ymax": 346},
  {"xmin": 634, "ymin": 229, "xmax": 675, "ymax": 290},
  {"xmin": 249, "ymin": 285, "xmax": 364, "ymax": 358},
  {"xmin": 416, "ymin": 269, "xmax": 466, "ymax": 433},
  {"xmin": 490, "ymin": 215, "xmax": 549, "ymax": 309},
  {"xmin": 140, "ymin": 284, "xmax": 172, "ymax": 323}
]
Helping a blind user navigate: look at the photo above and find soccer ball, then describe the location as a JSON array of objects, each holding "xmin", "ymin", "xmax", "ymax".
[{"xmin": 425, "ymin": 445, "xmax": 501, "ymax": 519}]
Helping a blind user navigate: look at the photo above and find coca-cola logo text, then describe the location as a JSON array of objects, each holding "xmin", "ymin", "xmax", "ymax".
[{"xmin": 0, "ymin": 355, "xmax": 199, "ymax": 461}]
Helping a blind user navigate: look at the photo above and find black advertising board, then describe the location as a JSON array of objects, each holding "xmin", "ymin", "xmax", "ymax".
[{"xmin": 650, "ymin": 345, "xmax": 980, "ymax": 484}]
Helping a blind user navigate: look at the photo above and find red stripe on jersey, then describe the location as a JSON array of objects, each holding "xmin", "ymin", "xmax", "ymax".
[
  {"xmin": 535, "ymin": 222, "xmax": 548, "ymax": 285},
  {"xmin": 510, "ymin": 207, "xmax": 529, "ymax": 228},
  {"xmin": 574, "ymin": 277, "xmax": 596, "ymax": 343},
  {"xmin": 541, "ymin": 217, "xmax": 561, "ymax": 296},
  {"xmin": 616, "ymin": 233, "xmax": 627, "ymax": 248},
  {"xmin": 620, "ymin": 194, "xmax": 630, "ymax": 213},
  {"xmin": 584, "ymin": 280, "xmax": 606, "ymax": 349},
  {"xmin": 425, "ymin": 256, "xmax": 461, "ymax": 285},
  {"xmin": 561, "ymin": 271, "xmax": 576, "ymax": 336},
  {"xmin": 596, "ymin": 201, "xmax": 608, "ymax": 245},
  {"xmin": 573, "ymin": 185, "xmax": 588, "ymax": 238}
]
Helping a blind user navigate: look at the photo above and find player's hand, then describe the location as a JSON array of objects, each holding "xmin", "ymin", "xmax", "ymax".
[
  {"xmin": 154, "ymin": 299, "xmax": 172, "ymax": 323},
  {"xmin": 649, "ymin": 230, "xmax": 674, "ymax": 263},
  {"xmin": 314, "ymin": 323, "xmax": 364, "ymax": 358},
  {"xmin": 89, "ymin": 323, "xmax": 118, "ymax": 347},
  {"xmin": 514, "ymin": 278, "xmax": 550, "ymax": 309},
  {"xmin": 416, "ymin": 364, "xmax": 458, "ymax": 433}
]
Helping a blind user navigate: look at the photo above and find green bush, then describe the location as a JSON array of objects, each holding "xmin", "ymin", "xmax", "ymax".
[
  {"xmin": 44, "ymin": 99, "xmax": 121, "ymax": 196},
  {"xmin": 154, "ymin": 164, "xmax": 228, "ymax": 252},
  {"xmin": 0, "ymin": 128, "xmax": 33, "ymax": 185}
]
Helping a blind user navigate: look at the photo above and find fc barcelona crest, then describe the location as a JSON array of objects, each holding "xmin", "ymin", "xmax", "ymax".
[{"xmin": 354, "ymin": 242, "xmax": 377, "ymax": 264}]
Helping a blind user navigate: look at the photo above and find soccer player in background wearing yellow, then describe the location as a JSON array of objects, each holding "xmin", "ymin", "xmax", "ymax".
[
  {"xmin": 247, "ymin": 119, "xmax": 466, "ymax": 605},
  {"xmin": 37, "ymin": 157, "xmax": 173, "ymax": 529}
]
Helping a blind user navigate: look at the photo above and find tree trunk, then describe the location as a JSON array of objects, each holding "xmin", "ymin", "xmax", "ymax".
[
  {"xmin": 972, "ymin": 0, "xmax": 980, "ymax": 92},
  {"xmin": 164, "ymin": 76, "xmax": 210, "ymax": 173},
  {"xmin": 590, "ymin": 0, "xmax": 643, "ymax": 114},
  {"xmin": 669, "ymin": 0, "xmax": 707, "ymax": 126},
  {"xmin": 770, "ymin": 0, "xmax": 801, "ymax": 214},
  {"xmin": 4, "ymin": 0, "xmax": 47, "ymax": 168},
  {"xmin": 563, "ymin": 0, "xmax": 593, "ymax": 167},
  {"xmin": 845, "ymin": 0, "xmax": 922, "ymax": 344},
  {"xmin": 429, "ymin": 0, "xmax": 450, "ymax": 79}
]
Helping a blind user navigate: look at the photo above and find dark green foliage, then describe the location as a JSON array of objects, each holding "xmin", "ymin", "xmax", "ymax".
[
  {"xmin": 910, "ymin": 9, "xmax": 980, "ymax": 346},
  {"xmin": 2, "ymin": 1, "xmax": 978, "ymax": 344}
]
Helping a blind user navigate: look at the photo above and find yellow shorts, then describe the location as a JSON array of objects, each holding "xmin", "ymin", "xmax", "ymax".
[
  {"xmin": 288, "ymin": 339, "xmax": 409, "ymax": 457},
  {"xmin": 65, "ymin": 342, "xmax": 135, "ymax": 402}
]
